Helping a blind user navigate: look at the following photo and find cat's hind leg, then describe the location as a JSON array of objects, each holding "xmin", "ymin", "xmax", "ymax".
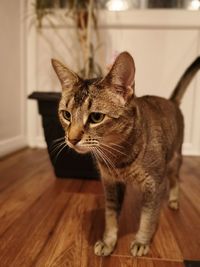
[
  {"xmin": 94, "ymin": 181, "xmax": 126, "ymax": 256},
  {"xmin": 167, "ymin": 152, "xmax": 182, "ymax": 210}
]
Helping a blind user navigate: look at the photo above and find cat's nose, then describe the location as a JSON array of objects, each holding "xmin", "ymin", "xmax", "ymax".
[
  {"xmin": 68, "ymin": 124, "xmax": 83, "ymax": 146},
  {"xmin": 68, "ymin": 138, "xmax": 81, "ymax": 146}
]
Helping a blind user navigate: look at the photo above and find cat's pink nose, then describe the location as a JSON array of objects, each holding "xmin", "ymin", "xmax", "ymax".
[{"xmin": 68, "ymin": 138, "xmax": 80, "ymax": 146}]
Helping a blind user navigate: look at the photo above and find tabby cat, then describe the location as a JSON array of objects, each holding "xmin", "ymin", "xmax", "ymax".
[{"xmin": 52, "ymin": 52, "xmax": 200, "ymax": 257}]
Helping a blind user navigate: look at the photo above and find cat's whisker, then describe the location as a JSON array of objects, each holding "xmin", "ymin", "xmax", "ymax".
[
  {"xmin": 82, "ymin": 141, "xmax": 99, "ymax": 147},
  {"xmin": 53, "ymin": 143, "xmax": 67, "ymax": 164},
  {"xmin": 99, "ymin": 146, "xmax": 121, "ymax": 178},
  {"xmin": 92, "ymin": 148, "xmax": 114, "ymax": 181},
  {"xmin": 99, "ymin": 145, "xmax": 117, "ymax": 158},
  {"xmin": 49, "ymin": 138, "xmax": 65, "ymax": 151},
  {"xmin": 91, "ymin": 151, "xmax": 97, "ymax": 167},
  {"xmin": 98, "ymin": 136, "xmax": 131, "ymax": 147},
  {"xmin": 101, "ymin": 143, "xmax": 127, "ymax": 156},
  {"xmin": 50, "ymin": 141, "xmax": 66, "ymax": 155},
  {"xmin": 96, "ymin": 147, "xmax": 120, "ymax": 184},
  {"xmin": 95, "ymin": 147, "xmax": 114, "ymax": 176},
  {"xmin": 96, "ymin": 146, "xmax": 117, "ymax": 176},
  {"xmin": 50, "ymin": 144, "xmax": 64, "ymax": 157},
  {"xmin": 51, "ymin": 136, "xmax": 65, "ymax": 144},
  {"xmin": 92, "ymin": 148, "xmax": 102, "ymax": 165},
  {"xmin": 98, "ymin": 147, "xmax": 115, "ymax": 169},
  {"xmin": 50, "ymin": 140, "xmax": 65, "ymax": 149},
  {"xmin": 109, "ymin": 142, "xmax": 125, "ymax": 149}
]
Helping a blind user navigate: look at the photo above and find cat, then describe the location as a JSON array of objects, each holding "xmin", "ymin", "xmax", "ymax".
[{"xmin": 52, "ymin": 52, "xmax": 200, "ymax": 257}]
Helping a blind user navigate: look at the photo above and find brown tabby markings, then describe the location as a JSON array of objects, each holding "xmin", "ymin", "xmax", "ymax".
[
  {"xmin": 74, "ymin": 78, "xmax": 100, "ymax": 107},
  {"xmin": 52, "ymin": 52, "xmax": 200, "ymax": 257}
]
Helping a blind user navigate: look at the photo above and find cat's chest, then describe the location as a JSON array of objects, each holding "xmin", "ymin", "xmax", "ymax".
[
  {"xmin": 118, "ymin": 162, "xmax": 148, "ymax": 184},
  {"xmin": 99, "ymin": 159, "xmax": 148, "ymax": 186}
]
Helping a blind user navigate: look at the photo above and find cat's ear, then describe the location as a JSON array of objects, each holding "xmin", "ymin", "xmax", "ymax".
[
  {"xmin": 51, "ymin": 59, "xmax": 80, "ymax": 89},
  {"xmin": 103, "ymin": 52, "xmax": 135, "ymax": 101}
]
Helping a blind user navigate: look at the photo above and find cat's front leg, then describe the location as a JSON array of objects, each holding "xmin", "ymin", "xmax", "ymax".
[
  {"xmin": 130, "ymin": 177, "xmax": 164, "ymax": 257},
  {"xmin": 94, "ymin": 181, "xmax": 126, "ymax": 256}
]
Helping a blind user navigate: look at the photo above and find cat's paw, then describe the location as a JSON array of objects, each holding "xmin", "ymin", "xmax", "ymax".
[
  {"xmin": 94, "ymin": 240, "xmax": 114, "ymax": 256},
  {"xmin": 168, "ymin": 200, "xmax": 179, "ymax": 210},
  {"xmin": 130, "ymin": 240, "xmax": 149, "ymax": 257}
]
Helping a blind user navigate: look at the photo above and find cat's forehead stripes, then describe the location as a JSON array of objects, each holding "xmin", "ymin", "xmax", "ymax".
[
  {"xmin": 66, "ymin": 97, "xmax": 74, "ymax": 110},
  {"xmin": 87, "ymin": 98, "xmax": 93, "ymax": 110},
  {"xmin": 73, "ymin": 78, "xmax": 101, "ymax": 108},
  {"xmin": 74, "ymin": 84, "xmax": 89, "ymax": 107}
]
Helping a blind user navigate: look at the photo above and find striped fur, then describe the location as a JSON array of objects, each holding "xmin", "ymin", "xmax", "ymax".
[{"xmin": 52, "ymin": 52, "xmax": 200, "ymax": 257}]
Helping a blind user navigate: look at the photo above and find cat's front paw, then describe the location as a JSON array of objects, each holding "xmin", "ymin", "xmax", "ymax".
[
  {"xmin": 130, "ymin": 240, "xmax": 149, "ymax": 257},
  {"xmin": 168, "ymin": 200, "xmax": 179, "ymax": 210},
  {"xmin": 94, "ymin": 240, "xmax": 114, "ymax": 256}
]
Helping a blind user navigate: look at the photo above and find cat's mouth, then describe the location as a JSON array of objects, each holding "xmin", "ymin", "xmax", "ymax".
[{"xmin": 67, "ymin": 141, "xmax": 91, "ymax": 154}]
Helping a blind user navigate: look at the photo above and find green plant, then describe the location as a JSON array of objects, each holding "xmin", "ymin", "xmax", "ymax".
[{"xmin": 34, "ymin": 0, "xmax": 102, "ymax": 78}]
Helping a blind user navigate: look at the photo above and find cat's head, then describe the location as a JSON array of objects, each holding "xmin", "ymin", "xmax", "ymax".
[{"xmin": 52, "ymin": 52, "xmax": 136, "ymax": 155}]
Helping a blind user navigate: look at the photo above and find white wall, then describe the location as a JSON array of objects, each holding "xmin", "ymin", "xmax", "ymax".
[
  {"xmin": 27, "ymin": 9, "xmax": 200, "ymax": 155},
  {"xmin": 0, "ymin": 0, "xmax": 27, "ymax": 157}
]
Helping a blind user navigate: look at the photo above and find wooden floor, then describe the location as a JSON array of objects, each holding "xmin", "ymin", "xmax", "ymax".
[{"xmin": 0, "ymin": 149, "xmax": 199, "ymax": 267}]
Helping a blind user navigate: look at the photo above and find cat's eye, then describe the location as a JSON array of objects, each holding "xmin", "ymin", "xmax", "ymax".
[
  {"xmin": 89, "ymin": 112, "xmax": 105, "ymax": 124},
  {"xmin": 62, "ymin": 110, "xmax": 71, "ymax": 121}
]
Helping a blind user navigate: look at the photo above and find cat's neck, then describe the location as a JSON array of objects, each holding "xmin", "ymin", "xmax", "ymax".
[{"xmin": 97, "ymin": 98, "xmax": 144, "ymax": 169}]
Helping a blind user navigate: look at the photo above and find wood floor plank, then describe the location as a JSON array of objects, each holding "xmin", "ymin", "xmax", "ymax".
[
  {"xmin": 0, "ymin": 161, "xmax": 50, "ymax": 205},
  {"xmin": 179, "ymin": 173, "xmax": 200, "ymax": 214},
  {"xmin": 0, "ymin": 149, "xmax": 199, "ymax": 266},
  {"xmin": 0, "ymin": 185, "xmax": 73, "ymax": 267},
  {"xmin": 33, "ymin": 194, "xmax": 103, "ymax": 267},
  {"xmin": 79, "ymin": 180, "xmax": 103, "ymax": 195},
  {"xmin": 0, "ymin": 149, "xmax": 47, "ymax": 173},
  {"xmin": 165, "ymin": 191, "xmax": 200, "ymax": 260},
  {"xmin": 137, "ymin": 259, "xmax": 184, "ymax": 267},
  {"xmin": 114, "ymin": 185, "xmax": 142, "ymax": 256},
  {"xmin": 0, "ymin": 167, "xmax": 53, "ymax": 236},
  {"xmin": 80, "ymin": 195, "xmax": 104, "ymax": 267},
  {"xmin": 33, "ymin": 194, "xmax": 85, "ymax": 267},
  {"xmin": 149, "ymin": 208, "xmax": 183, "ymax": 260},
  {"xmin": 0, "ymin": 149, "xmax": 49, "ymax": 192},
  {"xmin": 136, "ymin": 258, "xmax": 184, "ymax": 267},
  {"xmin": 0, "ymin": 179, "xmax": 99, "ymax": 267},
  {"xmin": 102, "ymin": 256, "xmax": 135, "ymax": 267},
  {"xmin": 182, "ymin": 157, "xmax": 200, "ymax": 176},
  {"xmin": 0, "ymin": 149, "xmax": 37, "ymax": 170},
  {"xmin": 102, "ymin": 257, "xmax": 184, "ymax": 267}
]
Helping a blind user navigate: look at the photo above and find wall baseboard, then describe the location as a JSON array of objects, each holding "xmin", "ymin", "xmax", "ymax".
[
  {"xmin": 182, "ymin": 143, "xmax": 200, "ymax": 156},
  {"xmin": 28, "ymin": 135, "xmax": 47, "ymax": 149},
  {"xmin": 0, "ymin": 135, "xmax": 27, "ymax": 158},
  {"xmin": 35, "ymin": 136, "xmax": 47, "ymax": 148}
]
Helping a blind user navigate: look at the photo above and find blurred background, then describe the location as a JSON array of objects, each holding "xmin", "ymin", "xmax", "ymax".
[{"xmin": 0, "ymin": 0, "xmax": 200, "ymax": 159}]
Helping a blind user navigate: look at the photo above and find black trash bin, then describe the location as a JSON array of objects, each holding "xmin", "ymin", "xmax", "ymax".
[{"xmin": 28, "ymin": 92, "xmax": 99, "ymax": 180}]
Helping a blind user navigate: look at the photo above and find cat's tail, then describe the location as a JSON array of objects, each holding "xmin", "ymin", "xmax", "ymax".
[{"xmin": 170, "ymin": 56, "xmax": 200, "ymax": 105}]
